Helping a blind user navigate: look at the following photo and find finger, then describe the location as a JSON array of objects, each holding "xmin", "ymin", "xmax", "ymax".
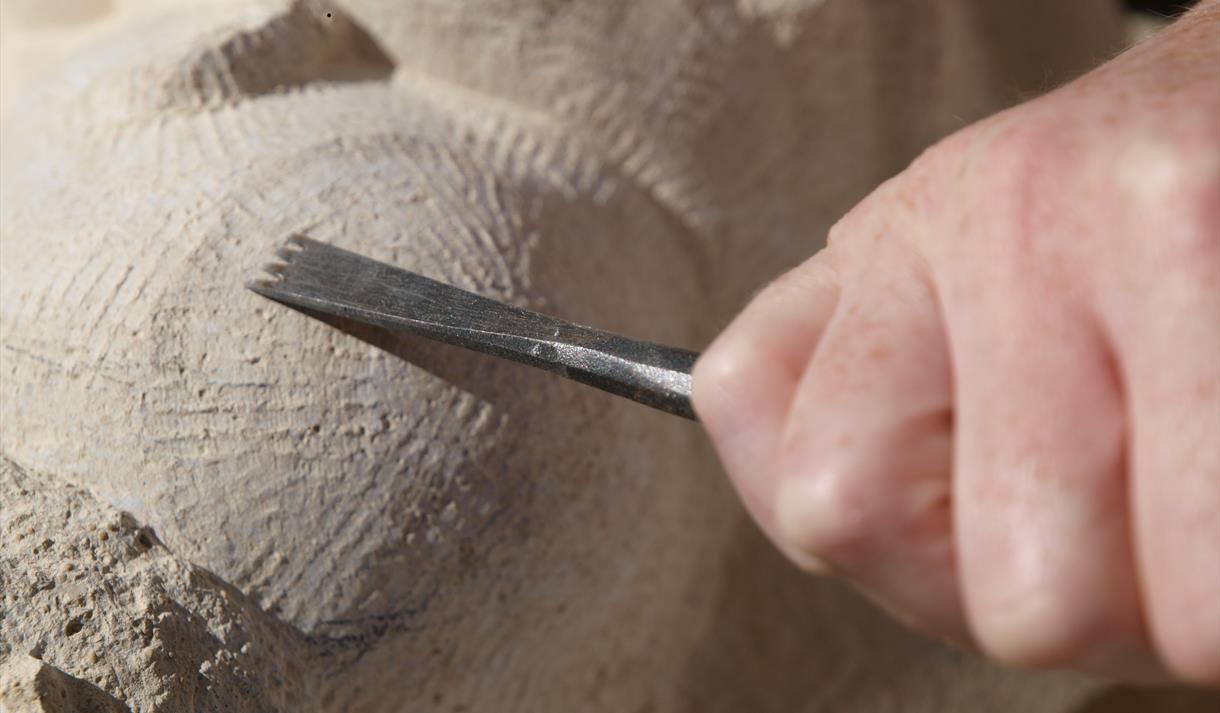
[
  {"xmin": 773, "ymin": 234, "xmax": 966, "ymax": 641},
  {"xmin": 692, "ymin": 251, "xmax": 840, "ymax": 563},
  {"xmin": 951, "ymin": 283, "xmax": 1156, "ymax": 675},
  {"xmin": 1112, "ymin": 256, "xmax": 1220, "ymax": 683}
]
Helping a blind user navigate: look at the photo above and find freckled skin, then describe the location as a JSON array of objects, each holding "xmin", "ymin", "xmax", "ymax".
[{"xmin": 695, "ymin": 1, "xmax": 1220, "ymax": 685}]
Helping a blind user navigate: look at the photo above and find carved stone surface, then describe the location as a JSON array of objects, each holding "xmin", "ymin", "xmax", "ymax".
[{"xmin": 0, "ymin": 1, "xmax": 1126, "ymax": 710}]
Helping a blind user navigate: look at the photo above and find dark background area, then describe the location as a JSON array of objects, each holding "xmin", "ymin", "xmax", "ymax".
[{"xmin": 1125, "ymin": 0, "xmax": 1199, "ymax": 14}]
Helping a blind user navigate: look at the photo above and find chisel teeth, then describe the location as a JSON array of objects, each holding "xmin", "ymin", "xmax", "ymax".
[
  {"xmin": 262, "ymin": 262, "xmax": 287, "ymax": 279},
  {"xmin": 246, "ymin": 235, "xmax": 322, "ymax": 294},
  {"xmin": 245, "ymin": 262, "xmax": 289, "ymax": 294},
  {"xmin": 274, "ymin": 234, "xmax": 309, "ymax": 262}
]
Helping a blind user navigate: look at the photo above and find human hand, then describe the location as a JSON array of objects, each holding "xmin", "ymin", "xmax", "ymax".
[{"xmin": 693, "ymin": 3, "xmax": 1220, "ymax": 684}]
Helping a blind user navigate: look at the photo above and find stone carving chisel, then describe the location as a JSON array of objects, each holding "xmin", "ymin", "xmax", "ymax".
[{"xmin": 248, "ymin": 236, "xmax": 699, "ymax": 419}]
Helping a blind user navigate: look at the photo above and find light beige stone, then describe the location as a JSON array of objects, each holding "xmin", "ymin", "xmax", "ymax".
[{"xmin": 0, "ymin": 1, "xmax": 1125, "ymax": 710}]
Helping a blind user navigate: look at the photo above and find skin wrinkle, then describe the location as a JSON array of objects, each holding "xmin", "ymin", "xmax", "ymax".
[{"xmin": 0, "ymin": 1, "xmax": 1138, "ymax": 711}]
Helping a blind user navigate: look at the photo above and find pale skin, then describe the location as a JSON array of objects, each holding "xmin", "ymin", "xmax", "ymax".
[{"xmin": 694, "ymin": 1, "xmax": 1220, "ymax": 686}]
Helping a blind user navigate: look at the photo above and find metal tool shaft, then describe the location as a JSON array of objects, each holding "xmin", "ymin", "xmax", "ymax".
[{"xmin": 248, "ymin": 236, "xmax": 699, "ymax": 419}]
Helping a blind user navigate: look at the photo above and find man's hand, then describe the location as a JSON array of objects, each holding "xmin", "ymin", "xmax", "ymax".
[{"xmin": 693, "ymin": 3, "xmax": 1220, "ymax": 684}]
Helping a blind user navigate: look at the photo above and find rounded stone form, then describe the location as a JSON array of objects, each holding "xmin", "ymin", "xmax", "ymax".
[{"xmin": 0, "ymin": 1, "xmax": 1124, "ymax": 711}]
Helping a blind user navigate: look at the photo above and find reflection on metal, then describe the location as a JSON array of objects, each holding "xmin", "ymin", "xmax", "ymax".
[{"xmin": 250, "ymin": 236, "xmax": 699, "ymax": 420}]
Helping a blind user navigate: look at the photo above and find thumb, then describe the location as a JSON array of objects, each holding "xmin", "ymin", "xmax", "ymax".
[{"xmin": 692, "ymin": 250, "xmax": 840, "ymax": 568}]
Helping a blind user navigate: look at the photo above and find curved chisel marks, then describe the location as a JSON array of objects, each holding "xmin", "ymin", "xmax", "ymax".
[
  {"xmin": 0, "ymin": 2, "xmax": 1131, "ymax": 712},
  {"xmin": 32, "ymin": 0, "xmax": 395, "ymax": 125},
  {"xmin": 171, "ymin": 1, "xmax": 395, "ymax": 104}
]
